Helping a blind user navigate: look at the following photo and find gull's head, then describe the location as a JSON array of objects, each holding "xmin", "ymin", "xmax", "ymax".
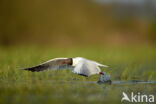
[{"xmin": 72, "ymin": 57, "xmax": 84, "ymax": 66}]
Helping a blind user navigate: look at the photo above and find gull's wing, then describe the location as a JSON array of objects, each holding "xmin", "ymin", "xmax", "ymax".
[
  {"xmin": 23, "ymin": 58, "xmax": 73, "ymax": 72},
  {"xmin": 76, "ymin": 57, "xmax": 108, "ymax": 67},
  {"xmin": 88, "ymin": 60, "xmax": 109, "ymax": 67},
  {"xmin": 72, "ymin": 60, "xmax": 101, "ymax": 77}
]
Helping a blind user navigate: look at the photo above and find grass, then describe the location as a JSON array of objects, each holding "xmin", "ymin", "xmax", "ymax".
[{"xmin": 0, "ymin": 46, "xmax": 156, "ymax": 104}]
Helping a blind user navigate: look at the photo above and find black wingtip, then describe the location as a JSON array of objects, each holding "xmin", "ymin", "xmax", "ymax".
[
  {"xmin": 21, "ymin": 66, "xmax": 39, "ymax": 72},
  {"xmin": 21, "ymin": 64, "xmax": 48, "ymax": 72}
]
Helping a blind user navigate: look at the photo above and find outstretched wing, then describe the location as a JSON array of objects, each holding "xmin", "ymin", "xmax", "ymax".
[
  {"xmin": 72, "ymin": 60, "xmax": 101, "ymax": 77},
  {"xmin": 23, "ymin": 58, "xmax": 73, "ymax": 72},
  {"xmin": 89, "ymin": 60, "xmax": 109, "ymax": 67}
]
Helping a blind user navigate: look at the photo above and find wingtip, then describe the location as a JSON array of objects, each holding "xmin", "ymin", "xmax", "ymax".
[
  {"xmin": 104, "ymin": 65, "xmax": 109, "ymax": 67},
  {"xmin": 100, "ymin": 64, "xmax": 109, "ymax": 67},
  {"xmin": 20, "ymin": 67, "xmax": 35, "ymax": 72}
]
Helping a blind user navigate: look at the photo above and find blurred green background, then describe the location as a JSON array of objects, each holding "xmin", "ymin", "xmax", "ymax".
[{"xmin": 0, "ymin": 0, "xmax": 155, "ymax": 47}]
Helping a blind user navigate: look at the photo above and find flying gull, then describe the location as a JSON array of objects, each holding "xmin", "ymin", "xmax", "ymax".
[{"xmin": 23, "ymin": 57, "xmax": 108, "ymax": 77}]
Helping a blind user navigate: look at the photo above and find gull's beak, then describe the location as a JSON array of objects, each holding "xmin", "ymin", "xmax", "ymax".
[{"xmin": 99, "ymin": 72, "xmax": 104, "ymax": 75}]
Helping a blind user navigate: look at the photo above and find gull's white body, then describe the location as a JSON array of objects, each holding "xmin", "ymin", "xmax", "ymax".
[{"xmin": 72, "ymin": 57, "xmax": 108, "ymax": 76}]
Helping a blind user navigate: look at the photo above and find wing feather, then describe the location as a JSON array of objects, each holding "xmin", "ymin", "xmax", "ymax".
[{"xmin": 23, "ymin": 58, "xmax": 73, "ymax": 72}]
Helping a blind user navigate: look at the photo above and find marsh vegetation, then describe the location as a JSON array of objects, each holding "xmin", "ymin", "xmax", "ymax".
[{"xmin": 0, "ymin": 46, "xmax": 155, "ymax": 104}]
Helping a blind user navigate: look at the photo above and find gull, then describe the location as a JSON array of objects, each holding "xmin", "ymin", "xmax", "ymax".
[{"xmin": 23, "ymin": 57, "xmax": 108, "ymax": 77}]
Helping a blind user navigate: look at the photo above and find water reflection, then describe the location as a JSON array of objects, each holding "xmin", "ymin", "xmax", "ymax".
[
  {"xmin": 112, "ymin": 80, "xmax": 156, "ymax": 84},
  {"xmin": 57, "ymin": 80, "xmax": 156, "ymax": 85}
]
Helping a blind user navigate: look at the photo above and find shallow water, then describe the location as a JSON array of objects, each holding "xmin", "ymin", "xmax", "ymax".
[
  {"xmin": 112, "ymin": 80, "xmax": 156, "ymax": 84},
  {"xmin": 1, "ymin": 80, "xmax": 156, "ymax": 104},
  {"xmin": 45, "ymin": 80, "xmax": 156, "ymax": 85}
]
